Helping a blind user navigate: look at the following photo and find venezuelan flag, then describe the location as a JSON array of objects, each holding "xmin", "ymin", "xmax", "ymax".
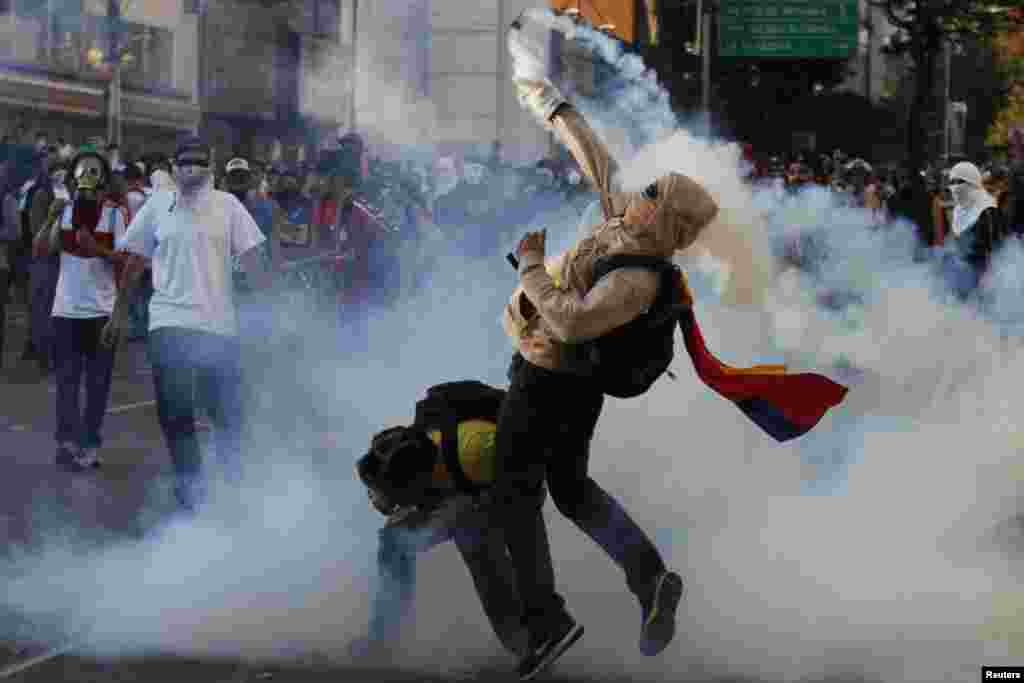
[{"xmin": 678, "ymin": 309, "xmax": 849, "ymax": 443}]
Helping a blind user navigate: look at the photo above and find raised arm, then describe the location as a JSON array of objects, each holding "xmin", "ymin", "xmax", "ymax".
[{"xmin": 514, "ymin": 77, "xmax": 619, "ymax": 220}]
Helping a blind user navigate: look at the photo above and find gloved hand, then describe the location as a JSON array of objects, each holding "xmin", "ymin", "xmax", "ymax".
[
  {"xmin": 508, "ymin": 19, "xmax": 567, "ymax": 124},
  {"xmin": 513, "ymin": 77, "xmax": 568, "ymax": 124}
]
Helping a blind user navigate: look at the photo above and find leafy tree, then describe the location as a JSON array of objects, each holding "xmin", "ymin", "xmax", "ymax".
[
  {"xmin": 870, "ymin": 0, "xmax": 1022, "ymax": 176},
  {"xmin": 987, "ymin": 8, "xmax": 1024, "ymax": 149}
]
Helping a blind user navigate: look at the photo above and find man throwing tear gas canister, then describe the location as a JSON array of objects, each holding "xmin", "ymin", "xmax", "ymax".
[
  {"xmin": 495, "ymin": 35, "xmax": 716, "ymax": 681},
  {"xmin": 497, "ymin": 15, "xmax": 846, "ymax": 680}
]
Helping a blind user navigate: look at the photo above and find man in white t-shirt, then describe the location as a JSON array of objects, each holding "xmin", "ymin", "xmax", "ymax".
[
  {"xmin": 34, "ymin": 150, "xmax": 127, "ymax": 471},
  {"xmin": 107, "ymin": 137, "xmax": 269, "ymax": 510}
]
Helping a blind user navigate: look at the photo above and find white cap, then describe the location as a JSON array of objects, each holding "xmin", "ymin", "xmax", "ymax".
[
  {"xmin": 225, "ymin": 158, "xmax": 250, "ymax": 173},
  {"xmin": 948, "ymin": 161, "xmax": 983, "ymax": 188}
]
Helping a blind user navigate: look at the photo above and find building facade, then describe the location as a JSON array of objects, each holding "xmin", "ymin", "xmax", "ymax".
[
  {"xmin": 199, "ymin": 0, "xmax": 355, "ymax": 166},
  {"xmin": 0, "ymin": 0, "xmax": 200, "ymax": 156},
  {"xmin": 353, "ymin": 0, "xmax": 552, "ymax": 164}
]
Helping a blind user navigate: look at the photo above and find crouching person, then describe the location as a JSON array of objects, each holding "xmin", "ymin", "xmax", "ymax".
[{"xmin": 349, "ymin": 380, "xmax": 550, "ymax": 661}]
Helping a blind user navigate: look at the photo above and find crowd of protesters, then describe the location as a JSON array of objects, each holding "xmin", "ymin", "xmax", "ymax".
[
  {"xmin": 2, "ymin": 123, "xmax": 1023, "ymax": 508},
  {"xmin": 0, "ymin": 126, "xmax": 598, "ymax": 507}
]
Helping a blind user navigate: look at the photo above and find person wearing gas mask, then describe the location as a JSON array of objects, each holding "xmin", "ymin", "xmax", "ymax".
[
  {"xmin": 349, "ymin": 380, "xmax": 547, "ymax": 662},
  {"xmin": 943, "ymin": 161, "xmax": 1009, "ymax": 299},
  {"xmin": 105, "ymin": 137, "xmax": 270, "ymax": 510},
  {"xmin": 32, "ymin": 149, "xmax": 128, "ymax": 471}
]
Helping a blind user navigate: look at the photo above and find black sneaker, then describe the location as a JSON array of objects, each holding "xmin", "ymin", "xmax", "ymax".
[
  {"xmin": 516, "ymin": 617, "xmax": 584, "ymax": 681},
  {"xmin": 639, "ymin": 570, "xmax": 685, "ymax": 656},
  {"xmin": 55, "ymin": 442, "xmax": 86, "ymax": 472}
]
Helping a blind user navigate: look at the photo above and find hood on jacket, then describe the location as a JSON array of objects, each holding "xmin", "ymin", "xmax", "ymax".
[
  {"xmin": 948, "ymin": 161, "xmax": 997, "ymax": 237},
  {"xmin": 642, "ymin": 171, "xmax": 720, "ymax": 254},
  {"xmin": 554, "ymin": 171, "xmax": 719, "ymax": 296}
]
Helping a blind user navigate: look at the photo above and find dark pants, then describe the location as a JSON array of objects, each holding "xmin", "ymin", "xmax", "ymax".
[
  {"xmin": 370, "ymin": 494, "xmax": 541, "ymax": 657},
  {"xmin": 52, "ymin": 316, "xmax": 118, "ymax": 448},
  {"xmin": 29, "ymin": 256, "xmax": 60, "ymax": 365},
  {"xmin": 126, "ymin": 269, "xmax": 153, "ymax": 339},
  {"xmin": 494, "ymin": 354, "xmax": 666, "ymax": 638},
  {"xmin": 148, "ymin": 327, "xmax": 244, "ymax": 507}
]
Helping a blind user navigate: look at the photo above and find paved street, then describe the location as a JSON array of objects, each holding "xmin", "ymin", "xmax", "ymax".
[
  {"xmin": 0, "ymin": 307, "xmax": 880, "ymax": 683},
  {"xmin": 0, "ymin": 310, "xmax": 547, "ymax": 683}
]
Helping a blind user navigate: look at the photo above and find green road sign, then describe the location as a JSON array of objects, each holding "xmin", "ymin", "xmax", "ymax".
[{"xmin": 718, "ymin": 0, "xmax": 859, "ymax": 59}]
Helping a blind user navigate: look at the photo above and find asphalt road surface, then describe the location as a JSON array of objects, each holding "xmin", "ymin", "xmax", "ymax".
[{"xmin": 0, "ymin": 305, "xmax": 888, "ymax": 683}]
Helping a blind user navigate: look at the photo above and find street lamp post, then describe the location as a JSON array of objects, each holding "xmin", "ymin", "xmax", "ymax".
[
  {"xmin": 700, "ymin": 0, "xmax": 714, "ymax": 128},
  {"xmin": 943, "ymin": 38, "xmax": 951, "ymax": 161}
]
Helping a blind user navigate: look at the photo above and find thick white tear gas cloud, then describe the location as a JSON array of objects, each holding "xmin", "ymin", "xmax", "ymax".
[{"xmin": 3, "ymin": 7, "xmax": 1024, "ymax": 683}]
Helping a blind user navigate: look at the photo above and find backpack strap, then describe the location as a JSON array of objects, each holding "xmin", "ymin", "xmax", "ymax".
[{"xmin": 591, "ymin": 254, "xmax": 687, "ymax": 323}]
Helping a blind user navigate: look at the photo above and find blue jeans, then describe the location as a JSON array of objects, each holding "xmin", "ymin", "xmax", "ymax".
[
  {"xmin": 148, "ymin": 327, "xmax": 244, "ymax": 508},
  {"xmin": 369, "ymin": 495, "xmax": 535, "ymax": 657},
  {"xmin": 53, "ymin": 316, "xmax": 117, "ymax": 448}
]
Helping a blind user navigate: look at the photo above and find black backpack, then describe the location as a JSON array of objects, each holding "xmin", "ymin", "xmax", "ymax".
[
  {"xmin": 569, "ymin": 254, "xmax": 687, "ymax": 399},
  {"xmin": 412, "ymin": 380, "xmax": 506, "ymax": 495}
]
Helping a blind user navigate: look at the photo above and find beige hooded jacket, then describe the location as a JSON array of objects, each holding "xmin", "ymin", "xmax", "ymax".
[{"xmin": 502, "ymin": 105, "xmax": 719, "ymax": 372}]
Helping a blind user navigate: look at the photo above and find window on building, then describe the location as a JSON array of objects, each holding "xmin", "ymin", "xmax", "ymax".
[{"xmin": 119, "ymin": 23, "xmax": 174, "ymax": 93}]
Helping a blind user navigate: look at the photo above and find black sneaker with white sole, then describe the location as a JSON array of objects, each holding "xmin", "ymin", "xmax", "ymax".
[
  {"xmin": 55, "ymin": 442, "xmax": 84, "ymax": 472},
  {"xmin": 516, "ymin": 617, "xmax": 584, "ymax": 681},
  {"xmin": 639, "ymin": 570, "xmax": 685, "ymax": 656}
]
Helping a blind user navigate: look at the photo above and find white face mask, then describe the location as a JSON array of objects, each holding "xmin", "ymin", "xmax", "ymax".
[
  {"xmin": 949, "ymin": 182, "xmax": 971, "ymax": 206},
  {"xmin": 175, "ymin": 164, "xmax": 210, "ymax": 191}
]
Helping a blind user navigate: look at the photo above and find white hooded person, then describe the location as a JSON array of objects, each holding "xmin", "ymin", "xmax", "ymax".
[
  {"xmin": 491, "ymin": 21, "xmax": 720, "ymax": 681},
  {"xmin": 946, "ymin": 161, "xmax": 1008, "ymax": 296}
]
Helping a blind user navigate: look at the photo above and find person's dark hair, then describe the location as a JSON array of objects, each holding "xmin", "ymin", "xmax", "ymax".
[{"xmin": 357, "ymin": 426, "xmax": 438, "ymax": 506}]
